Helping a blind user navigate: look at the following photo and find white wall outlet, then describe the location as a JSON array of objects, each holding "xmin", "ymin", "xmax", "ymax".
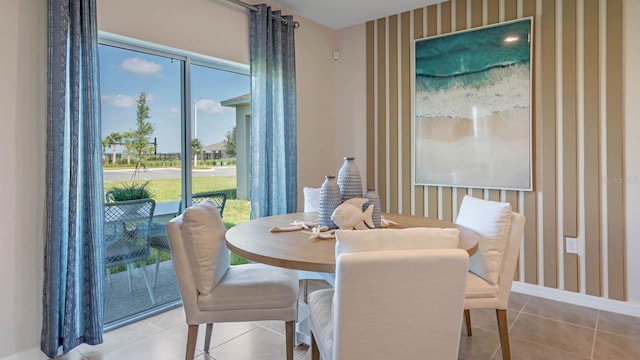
[
  {"xmin": 332, "ymin": 50, "xmax": 340, "ymax": 60},
  {"xmin": 566, "ymin": 237, "xmax": 578, "ymax": 254}
]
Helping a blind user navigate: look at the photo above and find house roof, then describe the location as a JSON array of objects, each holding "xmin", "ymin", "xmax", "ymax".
[
  {"xmin": 202, "ymin": 141, "xmax": 225, "ymax": 151},
  {"xmin": 220, "ymin": 93, "xmax": 250, "ymax": 107}
]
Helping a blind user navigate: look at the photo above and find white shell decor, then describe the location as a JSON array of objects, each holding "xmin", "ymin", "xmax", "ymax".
[{"xmin": 331, "ymin": 198, "xmax": 375, "ymax": 230}]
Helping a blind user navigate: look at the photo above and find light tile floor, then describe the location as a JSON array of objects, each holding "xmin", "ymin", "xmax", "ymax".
[{"xmin": 58, "ymin": 281, "xmax": 640, "ymax": 360}]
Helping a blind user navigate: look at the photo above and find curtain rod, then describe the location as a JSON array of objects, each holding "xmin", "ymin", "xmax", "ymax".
[{"xmin": 224, "ymin": 0, "xmax": 300, "ymax": 28}]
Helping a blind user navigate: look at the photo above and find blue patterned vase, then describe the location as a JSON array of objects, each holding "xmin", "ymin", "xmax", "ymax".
[
  {"xmin": 319, "ymin": 175, "xmax": 341, "ymax": 229},
  {"xmin": 337, "ymin": 157, "xmax": 363, "ymax": 202},
  {"xmin": 363, "ymin": 188, "xmax": 382, "ymax": 228}
]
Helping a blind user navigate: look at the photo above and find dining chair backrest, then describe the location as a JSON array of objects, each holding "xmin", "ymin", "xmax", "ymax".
[
  {"xmin": 166, "ymin": 200, "xmax": 230, "ymax": 323},
  {"xmin": 494, "ymin": 212, "xmax": 526, "ymax": 306},
  {"xmin": 303, "ymin": 187, "xmax": 321, "ymax": 212},
  {"xmin": 332, "ymin": 248, "xmax": 469, "ymax": 359},
  {"xmin": 166, "ymin": 214, "xmax": 200, "ymax": 321}
]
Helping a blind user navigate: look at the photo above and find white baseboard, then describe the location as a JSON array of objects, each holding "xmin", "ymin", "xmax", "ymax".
[{"xmin": 512, "ymin": 281, "xmax": 640, "ymax": 318}]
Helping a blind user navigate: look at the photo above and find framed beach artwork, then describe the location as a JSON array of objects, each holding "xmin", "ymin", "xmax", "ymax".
[{"xmin": 413, "ymin": 18, "xmax": 533, "ymax": 191}]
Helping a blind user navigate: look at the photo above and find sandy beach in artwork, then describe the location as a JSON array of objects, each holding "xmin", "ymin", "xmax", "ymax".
[{"xmin": 415, "ymin": 108, "xmax": 530, "ymax": 189}]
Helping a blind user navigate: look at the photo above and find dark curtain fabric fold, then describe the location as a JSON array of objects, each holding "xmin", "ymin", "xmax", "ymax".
[
  {"xmin": 41, "ymin": 0, "xmax": 105, "ymax": 357},
  {"xmin": 249, "ymin": 4, "xmax": 298, "ymax": 218}
]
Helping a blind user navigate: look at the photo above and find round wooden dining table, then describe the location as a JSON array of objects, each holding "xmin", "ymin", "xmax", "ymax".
[{"xmin": 225, "ymin": 211, "xmax": 479, "ymax": 273}]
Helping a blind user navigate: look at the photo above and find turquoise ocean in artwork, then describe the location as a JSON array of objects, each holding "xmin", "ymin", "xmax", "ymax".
[{"xmin": 415, "ymin": 20, "xmax": 531, "ymax": 119}]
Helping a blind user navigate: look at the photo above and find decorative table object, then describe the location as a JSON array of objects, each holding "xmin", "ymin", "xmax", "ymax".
[
  {"xmin": 331, "ymin": 198, "xmax": 374, "ymax": 230},
  {"xmin": 318, "ymin": 175, "xmax": 341, "ymax": 229},
  {"xmin": 364, "ymin": 188, "xmax": 382, "ymax": 228},
  {"xmin": 337, "ymin": 157, "xmax": 363, "ymax": 202}
]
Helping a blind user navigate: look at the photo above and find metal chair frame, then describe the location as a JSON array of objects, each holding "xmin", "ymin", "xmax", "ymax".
[{"xmin": 104, "ymin": 198, "xmax": 157, "ymax": 304}]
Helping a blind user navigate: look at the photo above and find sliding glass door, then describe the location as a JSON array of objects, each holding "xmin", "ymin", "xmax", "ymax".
[{"xmin": 99, "ymin": 36, "xmax": 250, "ymax": 328}]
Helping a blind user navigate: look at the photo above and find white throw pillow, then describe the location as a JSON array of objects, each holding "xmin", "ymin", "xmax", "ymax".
[
  {"xmin": 181, "ymin": 200, "xmax": 230, "ymax": 295},
  {"xmin": 455, "ymin": 195, "xmax": 512, "ymax": 285},
  {"xmin": 335, "ymin": 227, "xmax": 460, "ymax": 257},
  {"xmin": 303, "ymin": 187, "xmax": 321, "ymax": 212}
]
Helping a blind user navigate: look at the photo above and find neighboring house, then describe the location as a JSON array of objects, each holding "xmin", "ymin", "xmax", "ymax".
[
  {"xmin": 221, "ymin": 93, "xmax": 250, "ymax": 201},
  {"xmin": 200, "ymin": 141, "xmax": 226, "ymax": 160}
]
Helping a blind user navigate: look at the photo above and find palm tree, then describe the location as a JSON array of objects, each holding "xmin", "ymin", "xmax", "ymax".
[
  {"xmin": 192, "ymin": 138, "xmax": 203, "ymax": 167},
  {"xmin": 103, "ymin": 132, "xmax": 122, "ymax": 165}
]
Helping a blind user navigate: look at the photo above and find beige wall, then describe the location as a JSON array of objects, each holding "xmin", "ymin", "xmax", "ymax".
[
  {"xmin": 0, "ymin": 0, "xmax": 47, "ymax": 358},
  {"xmin": 624, "ymin": 0, "xmax": 640, "ymax": 302},
  {"xmin": 98, "ymin": 0, "xmax": 250, "ymax": 64},
  {"xmin": 334, "ymin": 24, "xmax": 368, "ymax": 185}
]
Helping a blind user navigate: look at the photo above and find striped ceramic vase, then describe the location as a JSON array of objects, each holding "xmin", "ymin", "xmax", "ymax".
[
  {"xmin": 337, "ymin": 157, "xmax": 363, "ymax": 202},
  {"xmin": 319, "ymin": 175, "xmax": 341, "ymax": 229}
]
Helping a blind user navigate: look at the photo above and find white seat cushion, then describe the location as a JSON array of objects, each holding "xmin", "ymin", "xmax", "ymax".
[
  {"xmin": 335, "ymin": 227, "xmax": 460, "ymax": 256},
  {"xmin": 181, "ymin": 200, "xmax": 229, "ymax": 295},
  {"xmin": 456, "ymin": 195, "xmax": 512, "ymax": 285},
  {"xmin": 308, "ymin": 289, "xmax": 335, "ymax": 360},
  {"xmin": 198, "ymin": 264, "xmax": 298, "ymax": 311},
  {"xmin": 465, "ymin": 272, "xmax": 499, "ymax": 299}
]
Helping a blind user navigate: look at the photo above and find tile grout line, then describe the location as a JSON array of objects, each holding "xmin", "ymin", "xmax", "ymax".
[
  {"xmin": 206, "ymin": 325, "xmax": 260, "ymax": 351},
  {"xmin": 504, "ymin": 295, "xmax": 601, "ymax": 359},
  {"xmin": 516, "ymin": 310, "xmax": 598, "ymax": 330},
  {"xmin": 590, "ymin": 309, "xmax": 600, "ymax": 359}
]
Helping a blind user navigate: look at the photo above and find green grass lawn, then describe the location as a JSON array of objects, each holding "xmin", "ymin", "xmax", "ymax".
[
  {"xmin": 105, "ymin": 175, "xmax": 250, "ymax": 266},
  {"xmin": 105, "ymin": 176, "xmax": 238, "ymax": 203}
]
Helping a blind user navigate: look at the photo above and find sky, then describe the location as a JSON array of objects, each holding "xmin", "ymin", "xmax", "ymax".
[{"xmin": 99, "ymin": 44, "xmax": 250, "ymax": 154}]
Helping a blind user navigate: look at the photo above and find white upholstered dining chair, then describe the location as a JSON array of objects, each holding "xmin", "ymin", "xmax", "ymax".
[
  {"xmin": 299, "ymin": 187, "xmax": 325, "ymax": 302},
  {"xmin": 166, "ymin": 200, "xmax": 299, "ymax": 360},
  {"xmin": 308, "ymin": 228, "xmax": 469, "ymax": 360},
  {"xmin": 455, "ymin": 195, "xmax": 526, "ymax": 360}
]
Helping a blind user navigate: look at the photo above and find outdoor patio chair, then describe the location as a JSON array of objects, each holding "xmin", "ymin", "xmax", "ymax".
[
  {"xmin": 149, "ymin": 192, "xmax": 227, "ymax": 287},
  {"xmin": 166, "ymin": 201, "xmax": 298, "ymax": 359},
  {"xmin": 309, "ymin": 228, "xmax": 469, "ymax": 360},
  {"xmin": 104, "ymin": 198, "xmax": 156, "ymax": 304}
]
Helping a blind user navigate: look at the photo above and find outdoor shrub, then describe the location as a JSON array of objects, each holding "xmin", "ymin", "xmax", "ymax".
[{"xmin": 107, "ymin": 181, "xmax": 153, "ymax": 201}]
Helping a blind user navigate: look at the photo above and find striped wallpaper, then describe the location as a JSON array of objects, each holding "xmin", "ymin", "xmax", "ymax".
[{"xmin": 365, "ymin": 0, "xmax": 625, "ymax": 300}]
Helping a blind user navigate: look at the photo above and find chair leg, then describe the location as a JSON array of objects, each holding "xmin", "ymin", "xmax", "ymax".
[
  {"xmin": 285, "ymin": 320, "xmax": 294, "ymax": 360},
  {"xmin": 203, "ymin": 323, "xmax": 213, "ymax": 353},
  {"xmin": 311, "ymin": 332, "xmax": 320, "ymax": 360},
  {"xmin": 153, "ymin": 250, "xmax": 161, "ymax": 288},
  {"xmin": 186, "ymin": 324, "xmax": 198, "ymax": 360},
  {"xmin": 303, "ymin": 279, "xmax": 309, "ymax": 304},
  {"xmin": 127, "ymin": 263, "xmax": 133, "ymax": 292},
  {"xmin": 496, "ymin": 309, "xmax": 511, "ymax": 360},
  {"xmin": 464, "ymin": 309, "xmax": 472, "ymax": 336},
  {"xmin": 139, "ymin": 262, "xmax": 156, "ymax": 304}
]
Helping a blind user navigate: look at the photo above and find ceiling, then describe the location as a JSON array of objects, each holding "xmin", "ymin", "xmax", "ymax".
[{"xmin": 268, "ymin": 0, "xmax": 442, "ymax": 30}]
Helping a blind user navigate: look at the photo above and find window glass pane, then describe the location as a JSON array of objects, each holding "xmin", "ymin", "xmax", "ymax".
[
  {"xmin": 190, "ymin": 64, "xmax": 251, "ymax": 241},
  {"xmin": 99, "ymin": 37, "xmax": 252, "ymax": 328},
  {"xmin": 100, "ymin": 44, "xmax": 183, "ymax": 325}
]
